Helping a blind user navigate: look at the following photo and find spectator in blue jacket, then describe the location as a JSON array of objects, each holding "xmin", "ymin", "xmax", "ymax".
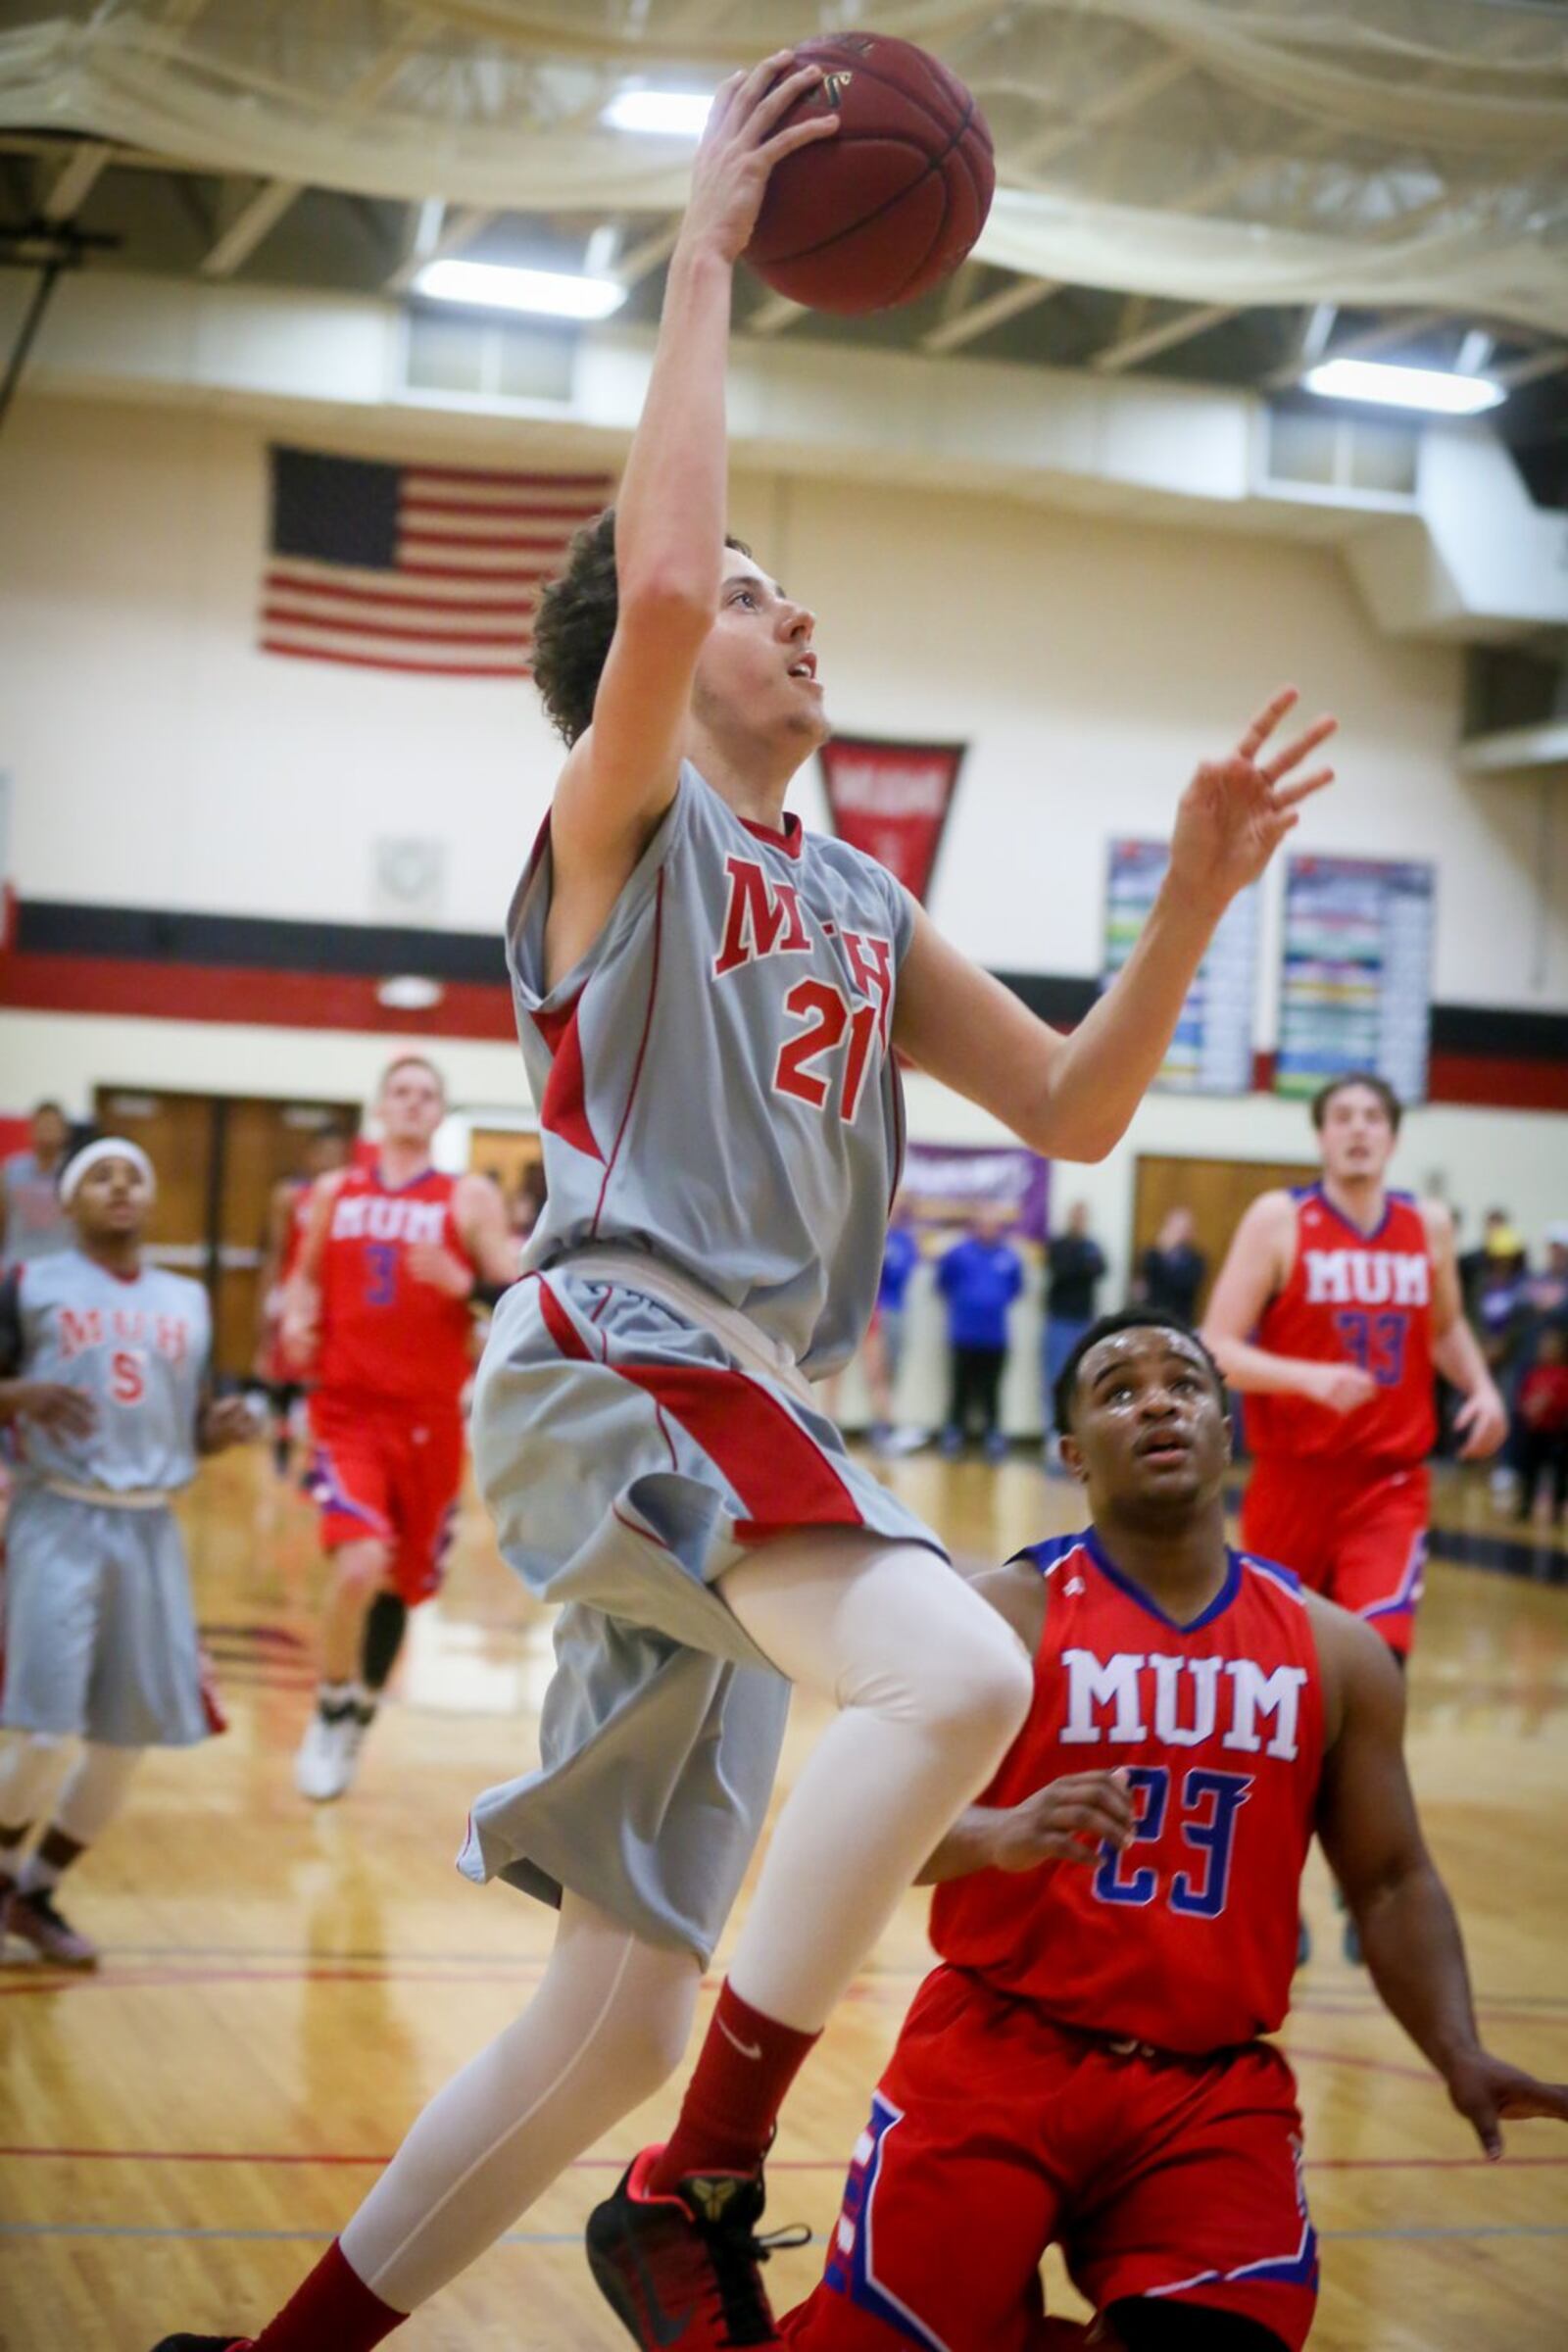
[
  {"xmin": 937, "ymin": 1205, "xmax": 1024, "ymax": 1463},
  {"xmin": 865, "ymin": 1206, "xmax": 919, "ymax": 1454}
]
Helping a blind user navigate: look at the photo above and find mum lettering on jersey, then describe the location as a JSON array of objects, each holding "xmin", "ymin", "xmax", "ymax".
[
  {"xmin": 711, "ymin": 855, "xmax": 895, "ymax": 1041},
  {"xmin": 1058, "ymin": 1648, "xmax": 1308, "ymax": 1760},
  {"xmin": 1301, "ymin": 1248, "xmax": 1430, "ymax": 1307},
  {"xmin": 56, "ymin": 1306, "xmax": 191, "ymax": 1367},
  {"xmin": 330, "ymin": 1194, "xmax": 449, "ymax": 1246}
]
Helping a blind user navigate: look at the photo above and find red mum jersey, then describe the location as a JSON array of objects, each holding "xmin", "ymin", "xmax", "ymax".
[
  {"xmin": 316, "ymin": 1164, "xmax": 474, "ymax": 1410},
  {"xmin": 930, "ymin": 1531, "xmax": 1324, "ymax": 2054},
  {"xmin": 1247, "ymin": 1186, "xmax": 1436, "ymax": 1467}
]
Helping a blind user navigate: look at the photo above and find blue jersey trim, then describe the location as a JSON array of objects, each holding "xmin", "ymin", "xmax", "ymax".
[
  {"xmin": 1239, "ymin": 1550, "xmax": 1305, "ymax": 1603},
  {"xmin": 1307, "ymin": 1180, "xmax": 1407, "ymax": 1247},
  {"xmin": 1084, "ymin": 1526, "xmax": 1243, "ymax": 1634}
]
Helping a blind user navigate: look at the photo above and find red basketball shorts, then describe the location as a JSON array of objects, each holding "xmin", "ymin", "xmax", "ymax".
[
  {"xmin": 307, "ymin": 1392, "xmax": 465, "ymax": 1605},
  {"xmin": 1242, "ymin": 1456, "xmax": 1429, "ymax": 1655},
  {"xmin": 781, "ymin": 1966, "xmax": 1316, "ymax": 2352}
]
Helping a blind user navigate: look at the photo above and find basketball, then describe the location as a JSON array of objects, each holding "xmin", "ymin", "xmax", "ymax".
[{"xmin": 744, "ymin": 34, "xmax": 994, "ymax": 316}]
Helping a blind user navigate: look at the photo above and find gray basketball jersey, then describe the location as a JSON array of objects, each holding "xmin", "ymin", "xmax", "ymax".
[
  {"xmin": 13, "ymin": 1249, "xmax": 210, "ymax": 1492},
  {"xmin": 510, "ymin": 765, "xmax": 914, "ymax": 1375}
]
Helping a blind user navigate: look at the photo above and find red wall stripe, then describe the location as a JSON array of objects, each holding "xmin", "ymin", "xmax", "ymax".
[{"xmin": 2, "ymin": 946, "xmax": 1563, "ymax": 1107}]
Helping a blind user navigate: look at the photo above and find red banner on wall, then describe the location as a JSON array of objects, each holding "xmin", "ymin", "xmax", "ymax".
[{"xmin": 817, "ymin": 734, "xmax": 966, "ymax": 904}]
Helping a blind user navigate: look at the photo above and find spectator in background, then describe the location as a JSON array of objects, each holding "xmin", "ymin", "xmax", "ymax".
[
  {"xmin": 1525, "ymin": 1225, "xmax": 1568, "ymax": 1336},
  {"xmin": 2, "ymin": 1103, "xmax": 74, "ymax": 1269},
  {"xmin": 1132, "ymin": 1204, "xmax": 1207, "ymax": 1324},
  {"xmin": 937, "ymin": 1204, "xmax": 1023, "ymax": 1464},
  {"xmin": 1475, "ymin": 1224, "xmax": 1533, "ymax": 1504},
  {"xmin": 1460, "ymin": 1206, "xmax": 1516, "ymax": 1320},
  {"xmin": 1041, "ymin": 1200, "xmax": 1106, "ymax": 1457},
  {"xmin": 509, "ymin": 1158, "xmax": 549, "ymax": 1248},
  {"xmin": 865, "ymin": 1201, "xmax": 919, "ymax": 1456},
  {"xmin": 1513, "ymin": 1325, "xmax": 1568, "ymax": 1528}
]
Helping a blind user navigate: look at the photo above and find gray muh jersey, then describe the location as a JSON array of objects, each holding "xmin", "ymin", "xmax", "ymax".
[
  {"xmin": 511, "ymin": 765, "xmax": 914, "ymax": 1376},
  {"xmin": 13, "ymin": 1250, "xmax": 210, "ymax": 1492}
]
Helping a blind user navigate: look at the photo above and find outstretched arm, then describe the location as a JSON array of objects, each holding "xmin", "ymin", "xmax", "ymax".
[
  {"xmin": 1423, "ymin": 1200, "xmax": 1507, "ymax": 1459},
  {"xmin": 1315, "ymin": 1603, "xmax": 1568, "ymax": 2157},
  {"xmin": 547, "ymin": 56, "xmax": 837, "ymax": 946},
  {"xmin": 892, "ymin": 690, "xmax": 1335, "ymax": 1160}
]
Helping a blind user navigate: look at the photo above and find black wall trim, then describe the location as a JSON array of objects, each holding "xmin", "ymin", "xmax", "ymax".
[
  {"xmin": 11, "ymin": 904, "xmax": 1566, "ymax": 1064},
  {"xmin": 1429, "ymin": 1001, "xmax": 1568, "ymax": 1060},
  {"xmin": 17, "ymin": 900, "xmax": 507, "ymax": 985}
]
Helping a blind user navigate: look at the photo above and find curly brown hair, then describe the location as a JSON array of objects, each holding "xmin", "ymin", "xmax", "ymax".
[{"xmin": 530, "ymin": 506, "xmax": 751, "ymax": 747}]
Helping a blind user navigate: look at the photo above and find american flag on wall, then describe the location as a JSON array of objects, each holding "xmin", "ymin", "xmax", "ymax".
[{"xmin": 260, "ymin": 445, "xmax": 612, "ymax": 678}]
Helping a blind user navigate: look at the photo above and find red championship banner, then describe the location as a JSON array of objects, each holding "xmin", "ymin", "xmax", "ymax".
[{"xmin": 817, "ymin": 734, "xmax": 966, "ymax": 904}]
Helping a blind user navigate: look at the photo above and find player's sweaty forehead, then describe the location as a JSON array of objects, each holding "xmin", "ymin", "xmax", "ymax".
[
  {"xmin": 720, "ymin": 551, "xmax": 787, "ymax": 604},
  {"xmin": 1080, "ymin": 1327, "xmax": 1215, "ymax": 1406}
]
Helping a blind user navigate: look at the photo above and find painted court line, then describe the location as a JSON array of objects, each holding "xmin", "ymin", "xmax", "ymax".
[
  {"xmin": 3, "ymin": 2222, "xmax": 1566, "ymax": 2247},
  {"xmin": 4, "ymin": 2144, "xmax": 1567, "ymax": 2176}
]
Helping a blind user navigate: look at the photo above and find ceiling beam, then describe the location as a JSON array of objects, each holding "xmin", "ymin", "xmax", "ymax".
[
  {"xmin": 1496, "ymin": 346, "xmax": 1568, "ymax": 391},
  {"xmin": 42, "ymin": 142, "xmax": 111, "ymax": 222},
  {"xmin": 612, "ymin": 219, "xmax": 682, "ymax": 289},
  {"xmin": 201, "ymin": 15, "xmax": 433, "ymax": 278},
  {"xmin": 1262, "ymin": 304, "xmax": 1452, "ymax": 391},
  {"xmin": 922, "ymin": 272, "xmax": 1062, "ymax": 356},
  {"xmin": 384, "ymin": 203, "xmax": 495, "ymax": 293},
  {"xmin": 1092, "ymin": 301, "xmax": 1237, "ymax": 373},
  {"xmin": 200, "ymin": 176, "xmax": 306, "ymax": 277}
]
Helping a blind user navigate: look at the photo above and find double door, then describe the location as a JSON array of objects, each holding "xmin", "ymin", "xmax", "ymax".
[{"xmin": 93, "ymin": 1088, "xmax": 358, "ymax": 1379}]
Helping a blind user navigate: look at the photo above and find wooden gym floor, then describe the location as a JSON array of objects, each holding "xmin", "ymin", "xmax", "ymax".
[{"xmin": 2, "ymin": 1446, "xmax": 1565, "ymax": 2350}]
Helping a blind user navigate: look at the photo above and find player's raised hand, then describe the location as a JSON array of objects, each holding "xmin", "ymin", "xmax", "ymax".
[
  {"xmin": 1168, "ymin": 688, "xmax": 1338, "ymax": 915},
  {"xmin": 407, "ymin": 1241, "xmax": 475, "ymax": 1300},
  {"xmin": 1445, "ymin": 2049, "xmax": 1568, "ymax": 2160},
  {"xmin": 992, "ymin": 1770, "xmax": 1136, "ymax": 1873},
  {"xmin": 679, "ymin": 53, "xmax": 839, "ymax": 265},
  {"xmin": 4, "ymin": 1380, "xmax": 95, "ymax": 1438},
  {"xmin": 1452, "ymin": 1381, "xmax": 1508, "ymax": 1461}
]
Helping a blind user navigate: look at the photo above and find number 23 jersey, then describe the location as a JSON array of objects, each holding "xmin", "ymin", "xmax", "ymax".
[
  {"xmin": 316, "ymin": 1164, "xmax": 474, "ymax": 1410},
  {"xmin": 929, "ymin": 1531, "xmax": 1325, "ymax": 2054},
  {"xmin": 509, "ymin": 765, "xmax": 914, "ymax": 1380}
]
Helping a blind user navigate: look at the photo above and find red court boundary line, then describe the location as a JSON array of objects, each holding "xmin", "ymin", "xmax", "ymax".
[{"xmin": 4, "ymin": 2145, "xmax": 1563, "ymax": 2175}]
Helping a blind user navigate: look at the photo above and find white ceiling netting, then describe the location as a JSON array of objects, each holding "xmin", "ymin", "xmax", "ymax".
[{"xmin": 2, "ymin": 0, "xmax": 1564, "ymax": 334}]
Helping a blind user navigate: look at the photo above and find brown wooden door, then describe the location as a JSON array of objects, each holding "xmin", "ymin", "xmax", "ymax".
[
  {"xmin": 93, "ymin": 1088, "xmax": 357, "ymax": 1380},
  {"xmin": 93, "ymin": 1087, "xmax": 218, "ymax": 1279},
  {"xmin": 1131, "ymin": 1153, "xmax": 1320, "ymax": 1321},
  {"xmin": 216, "ymin": 1099, "xmax": 358, "ymax": 1382}
]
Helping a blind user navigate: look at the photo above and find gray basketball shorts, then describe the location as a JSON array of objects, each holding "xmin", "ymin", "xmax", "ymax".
[
  {"xmin": 459, "ymin": 1264, "xmax": 947, "ymax": 1965},
  {"xmin": 0, "ymin": 1487, "xmax": 219, "ymax": 1749}
]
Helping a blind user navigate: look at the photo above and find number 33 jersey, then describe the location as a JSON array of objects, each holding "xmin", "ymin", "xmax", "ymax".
[
  {"xmin": 509, "ymin": 766, "xmax": 914, "ymax": 1380},
  {"xmin": 929, "ymin": 1531, "xmax": 1326, "ymax": 2055},
  {"xmin": 10, "ymin": 1250, "xmax": 211, "ymax": 1493},
  {"xmin": 1247, "ymin": 1185, "xmax": 1437, "ymax": 1467}
]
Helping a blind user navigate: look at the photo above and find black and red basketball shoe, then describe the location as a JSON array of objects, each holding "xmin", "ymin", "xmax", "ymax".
[{"xmin": 586, "ymin": 2147, "xmax": 808, "ymax": 2349}]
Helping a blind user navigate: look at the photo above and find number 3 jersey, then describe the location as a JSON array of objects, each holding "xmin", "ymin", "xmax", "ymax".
[
  {"xmin": 509, "ymin": 765, "xmax": 914, "ymax": 1379},
  {"xmin": 9, "ymin": 1249, "xmax": 210, "ymax": 1492},
  {"xmin": 929, "ymin": 1531, "xmax": 1325, "ymax": 2055},
  {"xmin": 1247, "ymin": 1185, "xmax": 1436, "ymax": 1467},
  {"xmin": 316, "ymin": 1164, "xmax": 474, "ymax": 1410}
]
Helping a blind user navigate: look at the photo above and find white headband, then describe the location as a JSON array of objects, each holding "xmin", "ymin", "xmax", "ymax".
[{"xmin": 59, "ymin": 1138, "xmax": 157, "ymax": 1205}]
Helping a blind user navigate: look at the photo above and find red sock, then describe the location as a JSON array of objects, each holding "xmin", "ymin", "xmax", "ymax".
[
  {"xmin": 649, "ymin": 1982, "xmax": 820, "ymax": 2192},
  {"xmin": 249, "ymin": 2239, "xmax": 404, "ymax": 2352}
]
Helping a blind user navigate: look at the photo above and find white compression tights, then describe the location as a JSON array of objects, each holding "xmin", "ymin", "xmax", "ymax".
[
  {"xmin": 342, "ymin": 1892, "xmax": 700, "ymax": 2312},
  {"xmin": 716, "ymin": 1531, "xmax": 1033, "ymax": 2032},
  {"xmin": 338, "ymin": 1528, "xmax": 1029, "ymax": 2315},
  {"xmin": 0, "ymin": 1731, "xmax": 70, "ymax": 1832}
]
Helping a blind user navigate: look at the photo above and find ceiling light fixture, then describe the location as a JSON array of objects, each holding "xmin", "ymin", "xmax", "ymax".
[
  {"xmin": 377, "ymin": 975, "xmax": 445, "ymax": 1011},
  {"xmin": 411, "ymin": 259, "xmax": 626, "ymax": 320},
  {"xmin": 1301, "ymin": 358, "xmax": 1505, "ymax": 416},
  {"xmin": 602, "ymin": 89, "xmax": 713, "ymax": 138}
]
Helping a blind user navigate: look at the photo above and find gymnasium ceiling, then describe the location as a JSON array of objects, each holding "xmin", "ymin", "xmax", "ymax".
[{"xmin": 1, "ymin": 1, "xmax": 1566, "ymax": 500}]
